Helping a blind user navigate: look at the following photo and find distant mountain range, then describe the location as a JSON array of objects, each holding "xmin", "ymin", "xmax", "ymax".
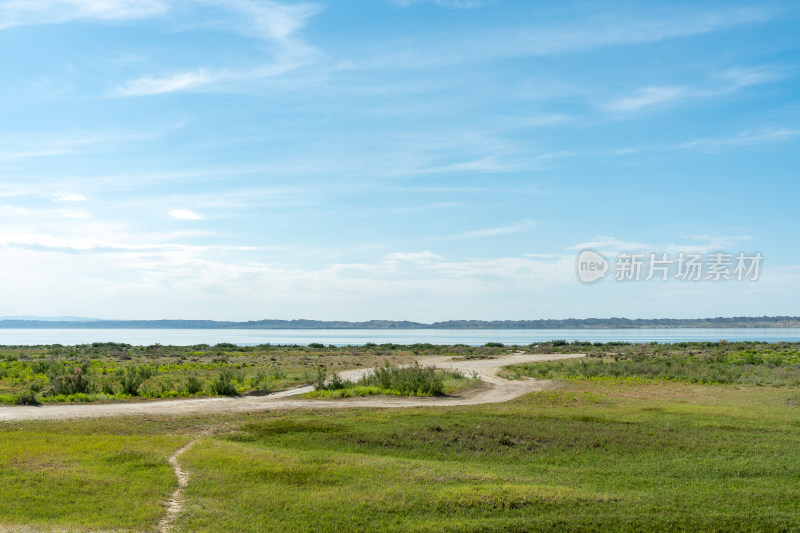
[
  {"xmin": 0, "ymin": 316, "xmax": 798, "ymax": 329},
  {"xmin": 0, "ymin": 316, "xmax": 103, "ymax": 322}
]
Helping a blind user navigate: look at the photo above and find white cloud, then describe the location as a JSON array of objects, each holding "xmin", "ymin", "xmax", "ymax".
[
  {"xmin": 59, "ymin": 210, "xmax": 91, "ymax": 219},
  {"xmin": 348, "ymin": 7, "xmax": 774, "ymax": 71},
  {"xmin": 211, "ymin": 0, "xmax": 322, "ymax": 43},
  {"xmin": 605, "ymin": 66, "xmax": 783, "ymax": 114},
  {"xmin": 721, "ymin": 66, "xmax": 782, "ymax": 89},
  {"xmin": 454, "ymin": 222, "xmax": 533, "ymax": 239},
  {"xmin": 114, "ymin": 70, "xmax": 218, "ymax": 97},
  {"xmin": 112, "ymin": 0, "xmax": 322, "ymax": 96},
  {"xmin": 168, "ymin": 209, "xmax": 205, "ymax": 220},
  {"xmin": 392, "ymin": 0, "xmax": 486, "ymax": 8},
  {"xmin": 606, "ymin": 86, "xmax": 687, "ymax": 113},
  {"xmin": 570, "ymin": 234, "xmax": 760, "ymax": 255},
  {"xmin": 52, "ymin": 192, "xmax": 87, "ymax": 202},
  {"xmin": 677, "ymin": 128, "xmax": 800, "ymax": 152},
  {"xmin": 568, "ymin": 236, "xmax": 652, "ymax": 252},
  {"xmin": 0, "ymin": 149, "xmax": 72, "ymax": 161},
  {"xmin": 0, "ymin": 0, "xmax": 167, "ymax": 30},
  {"xmin": 386, "ymin": 251, "xmax": 442, "ymax": 264}
]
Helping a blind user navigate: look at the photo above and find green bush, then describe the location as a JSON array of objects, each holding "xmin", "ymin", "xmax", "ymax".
[
  {"xmin": 185, "ymin": 374, "xmax": 204, "ymax": 395},
  {"xmin": 14, "ymin": 390, "xmax": 40, "ymax": 406},
  {"xmin": 47, "ymin": 361, "xmax": 92, "ymax": 396},
  {"xmin": 505, "ymin": 349, "xmax": 800, "ymax": 386},
  {"xmin": 210, "ymin": 369, "xmax": 238, "ymax": 396},
  {"xmin": 314, "ymin": 363, "xmax": 458, "ymax": 396},
  {"xmin": 119, "ymin": 365, "xmax": 155, "ymax": 396}
]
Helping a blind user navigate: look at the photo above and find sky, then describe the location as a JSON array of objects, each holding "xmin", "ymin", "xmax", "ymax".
[{"xmin": 0, "ymin": 0, "xmax": 798, "ymax": 321}]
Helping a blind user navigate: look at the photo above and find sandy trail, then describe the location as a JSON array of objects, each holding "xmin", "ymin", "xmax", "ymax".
[
  {"xmin": 156, "ymin": 438, "xmax": 199, "ymax": 533},
  {"xmin": 0, "ymin": 353, "xmax": 584, "ymax": 422}
]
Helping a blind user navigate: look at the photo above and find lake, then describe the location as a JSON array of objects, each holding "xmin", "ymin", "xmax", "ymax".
[{"xmin": 0, "ymin": 328, "xmax": 799, "ymax": 346}]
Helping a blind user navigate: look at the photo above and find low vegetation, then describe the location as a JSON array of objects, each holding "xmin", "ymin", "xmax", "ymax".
[
  {"xmin": 2, "ymin": 341, "xmax": 798, "ymax": 404},
  {"xmin": 0, "ymin": 417, "xmax": 187, "ymax": 531},
  {"xmin": 304, "ymin": 362, "xmax": 477, "ymax": 398},
  {"xmin": 503, "ymin": 344, "xmax": 800, "ymax": 386}
]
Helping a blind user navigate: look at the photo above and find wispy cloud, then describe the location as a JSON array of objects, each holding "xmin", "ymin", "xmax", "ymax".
[
  {"xmin": 208, "ymin": 0, "xmax": 322, "ymax": 44},
  {"xmin": 677, "ymin": 128, "xmax": 800, "ymax": 152},
  {"xmin": 59, "ymin": 210, "xmax": 91, "ymax": 219},
  {"xmin": 605, "ymin": 66, "xmax": 783, "ymax": 113},
  {"xmin": 453, "ymin": 221, "xmax": 534, "ymax": 240},
  {"xmin": 569, "ymin": 234, "xmax": 758, "ymax": 254},
  {"xmin": 0, "ymin": 149, "xmax": 72, "ymax": 161},
  {"xmin": 114, "ymin": 70, "xmax": 219, "ymax": 97},
  {"xmin": 391, "ymin": 0, "xmax": 486, "ymax": 8},
  {"xmin": 0, "ymin": 0, "xmax": 167, "ymax": 30},
  {"xmin": 409, "ymin": 221, "xmax": 536, "ymax": 243},
  {"xmin": 345, "ymin": 7, "xmax": 775, "ymax": 72},
  {"xmin": 52, "ymin": 192, "xmax": 87, "ymax": 202},
  {"xmin": 112, "ymin": 0, "xmax": 322, "ymax": 96},
  {"xmin": 168, "ymin": 209, "xmax": 205, "ymax": 220},
  {"xmin": 606, "ymin": 86, "xmax": 688, "ymax": 112},
  {"xmin": 386, "ymin": 251, "xmax": 442, "ymax": 264}
]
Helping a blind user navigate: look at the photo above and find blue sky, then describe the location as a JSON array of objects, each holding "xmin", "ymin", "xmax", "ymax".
[{"xmin": 0, "ymin": 0, "xmax": 798, "ymax": 321}]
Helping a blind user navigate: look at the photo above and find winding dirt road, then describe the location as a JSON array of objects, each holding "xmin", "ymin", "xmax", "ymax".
[{"xmin": 0, "ymin": 353, "xmax": 584, "ymax": 422}]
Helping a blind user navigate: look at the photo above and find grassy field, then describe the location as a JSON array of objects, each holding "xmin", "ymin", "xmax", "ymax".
[
  {"xmin": 0, "ymin": 417, "xmax": 189, "ymax": 530},
  {"xmin": 176, "ymin": 382, "xmax": 800, "ymax": 532},
  {"xmin": 502, "ymin": 343, "xmax": 800, "ymax": 386},
  {"xmin": 2, "ymin": 341, "xmax": 800, "ymax": 531},
  {"xmin": 2, "ymin": 380, "xmax": 800, "ymax": 531}
]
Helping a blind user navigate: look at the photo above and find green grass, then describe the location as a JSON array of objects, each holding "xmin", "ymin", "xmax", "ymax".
[
  {"xmin": 3, "ymin": 382, "xmax": 800, "ymax": 531},
  {"xmin": 0, "ymin": 417, "xmax": 190, "ymax": 531},
  {"xmin": 502, "ymin": 348, "xmax": 800, "ymax": 386},
  {"xmin": 173, "ymin": 381, "xmax": 800, "ymax": 532}
]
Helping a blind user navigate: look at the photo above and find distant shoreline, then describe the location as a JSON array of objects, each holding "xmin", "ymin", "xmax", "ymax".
[{"xmin": 1, "ymin": 317, "xmax": 798, "ymax": 329}]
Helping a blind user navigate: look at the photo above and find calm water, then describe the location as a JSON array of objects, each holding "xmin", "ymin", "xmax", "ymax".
[{"xmin": 0, "ymin": 328, "xmax": 798, "ymax": 346}]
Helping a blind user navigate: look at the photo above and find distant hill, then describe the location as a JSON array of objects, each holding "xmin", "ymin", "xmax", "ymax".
[
  {"xmin": 0, "ymin": 316, "xmax": 104, "ymax": 322},
  {"xmin": 0, "ymin": 317, "xmax": 798, "ymax": 329}
]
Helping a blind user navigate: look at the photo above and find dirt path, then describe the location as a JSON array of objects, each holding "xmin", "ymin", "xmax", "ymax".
[
  {"xmin": 156, "ymin": 438, "xmax": 199, "ymax": 533},
  {"xmin": 0, "ymin": 353, "xmax": 584, "ymax": 422}
]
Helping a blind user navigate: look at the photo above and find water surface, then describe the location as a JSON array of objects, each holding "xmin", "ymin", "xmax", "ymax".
[{"xmin": 0, "ymin": 328, "xmax": 798, "ymax": 346}]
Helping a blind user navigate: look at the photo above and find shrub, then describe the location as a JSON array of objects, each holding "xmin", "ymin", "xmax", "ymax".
[
  {"xmin": 366, "ymin": 362, "xmax": 444, "ymax": 395},
  {"xmin": 315, "ymin": 363, "xmax": 452, "ymax": 396},
  {"xmin": 185, "ymin": 375, "xmax": 203, "ymax": 395},
  {"xmin": 313, "ymin": 366, "xmax": 327, "ymax": 391},
  {"xmin": 14, "ymin": 390, "xmax": 40, "ymax": 406},
  {"xmin": 101, "ymin": 381, "xmax": 115, "ymax": 395},
  {"xmin": 210, "ymin": 369, "xmax": 238, "ymax": 396},
  {"xmin": 31, "ymin": 359, "xmax": 55, "ymax": 375},
  {"xmin": 119, "ymin": 365, "xmax": 155, "ymax": 396},
  {"xmin": 47, "ymin": 361, "xmax": 92, "ymax": 396}
]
